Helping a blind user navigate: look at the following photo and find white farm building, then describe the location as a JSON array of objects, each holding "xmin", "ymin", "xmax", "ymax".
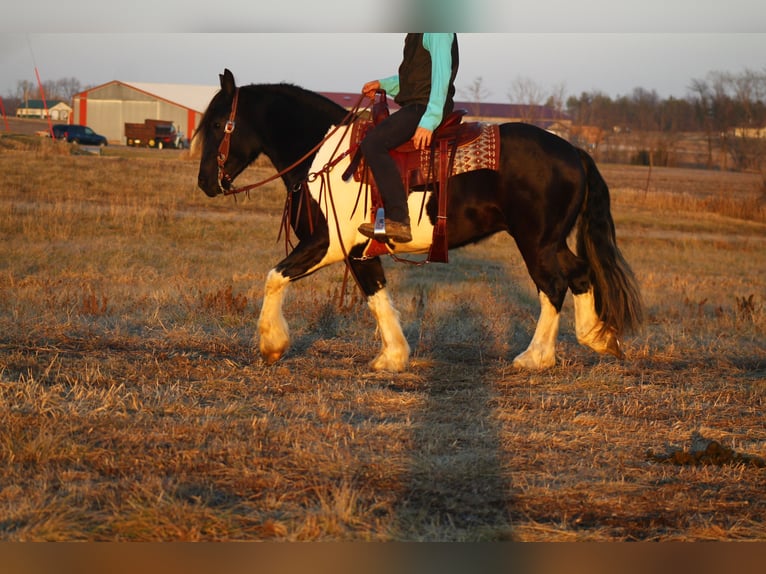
[{"xmin": 71, "ymin": 81, "xmax": 219, "ymax": 144}]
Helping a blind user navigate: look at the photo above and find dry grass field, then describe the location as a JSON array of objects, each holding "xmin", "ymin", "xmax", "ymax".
[{"xmin": 0, "ymin": 135, "xmax": 764, "ymax": 541}]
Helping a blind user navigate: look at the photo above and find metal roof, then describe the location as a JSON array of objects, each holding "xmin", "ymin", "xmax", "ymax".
[{"xmin": 117, "ymin": 82, "xmax": 220, "ymax": 113}]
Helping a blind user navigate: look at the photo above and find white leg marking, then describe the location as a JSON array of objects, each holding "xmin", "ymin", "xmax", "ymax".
[
  {"xmin": 367, "ymin": 289, "xmax": 410, "ymax": 372},
  {"xmin": 258, "ymin": 269, "xmax": 291, "ymax": 364},
  {"xmin": 513, "ymin": 291, "xmax": 560, "ymax": 370},
  {"xmin": 573, "ymin": 287, "xmax": 623, "ymax": 358},
  {"xmin": 573, "ymin": 287, "xmax": 602, "ymax": 348}
]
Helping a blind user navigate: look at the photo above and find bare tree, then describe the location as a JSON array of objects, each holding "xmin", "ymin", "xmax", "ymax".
[
  {"xmin": 710, "ymin": 71, "xmax": 736, "ymax": 169},
  {"xmin": 508, "ymin": 76, "xmax": 545, "ymax": 122},
  {"xmin": 55, "ymin": 78, "xmax": 82, "ymax": 101},
  {"xmin": 545, "ymin": 81, "xmax": 567, "ymax": 116},
  {"xmin": 729, "ymin": 68, "xmax": 766, "ymax": 172},
  {"xmin": 13, "ymin": 77, "xmax": 83, "ymax": 102},
  {"xmin": 458, "ymin": 76, "xmax": 491, "ymax": 116},
  {"xmin": 15, "ymin": 80, "xmax": 36, "ymax": 103},
  {"xmin": 689, "ymin": 78, "xmax": 716, "ymax": 168}
]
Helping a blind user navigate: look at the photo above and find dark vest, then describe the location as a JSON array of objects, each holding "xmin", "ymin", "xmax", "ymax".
[{"xmin": 395, "ymin": 33, "xmax": 459, "ymax": 120}]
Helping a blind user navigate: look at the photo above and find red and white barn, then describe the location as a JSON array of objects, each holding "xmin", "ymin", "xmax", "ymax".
[{"xmin": 71, "ymin": 81, "xmax": 218, "ymax": 144}]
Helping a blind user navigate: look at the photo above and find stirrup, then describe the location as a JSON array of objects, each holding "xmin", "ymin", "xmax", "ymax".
[{"xmin": 373, "ymin": 208, "xmax": 386, "ymax": 238}]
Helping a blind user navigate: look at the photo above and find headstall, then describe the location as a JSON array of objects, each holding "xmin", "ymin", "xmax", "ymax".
[{"xmin": 215, "ymin": 88, "xmax": 366, "ymax": 196}]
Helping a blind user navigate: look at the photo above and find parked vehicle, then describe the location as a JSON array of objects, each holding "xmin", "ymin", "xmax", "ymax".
[
  {"xmin": 52, "ymin": 124, "xmax": 108, "ymax": 146},
  {"xmin": 125, "ymin": 119, "xmax": 185, "ymax": 149}
]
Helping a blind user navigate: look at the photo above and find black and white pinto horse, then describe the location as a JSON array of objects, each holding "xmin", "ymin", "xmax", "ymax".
[{"xmin": 196, "ymin": 69, "xmax": 642, "ymax": 371}]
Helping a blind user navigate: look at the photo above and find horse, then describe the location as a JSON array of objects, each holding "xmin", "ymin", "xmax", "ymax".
[{"xmin": 196, "ymin": 69, "xmax": 643, "ymax": 372}]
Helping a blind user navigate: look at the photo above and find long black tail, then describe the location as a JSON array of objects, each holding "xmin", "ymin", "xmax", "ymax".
[{"xmin": 577, "ymin": 149, "xmax": 643, "ymax": 335}]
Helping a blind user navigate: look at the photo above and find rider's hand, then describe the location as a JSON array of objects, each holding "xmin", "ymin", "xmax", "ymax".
[
  {"xmin": 412, "ymin": 126, "xmax": 433, "ymax": 150},
  {"xmin": 362, "ymin": 80, "xmax": 381, "ymax": 100}
]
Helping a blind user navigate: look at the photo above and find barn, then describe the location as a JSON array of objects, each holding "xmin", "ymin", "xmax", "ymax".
[{"xmin": 71, "ymin": 81, "xmax": 219, "ymax": 144}]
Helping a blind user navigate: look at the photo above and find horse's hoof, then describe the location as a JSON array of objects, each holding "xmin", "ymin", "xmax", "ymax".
[
  {"xmin": 262, "ymin": 351, "xmax": 284, "ymax": 365},
  {"xmin": 370, "ymin": 354, "xmax": 407, "ymax": 373},
  {"xmin": 579, "ymin": 325, "xmax": 625, "ymax": 360},
  {"xmin": 604, "ymin": 335, "xmax": 625, "ymax": 359},
  {"xmin": 512, "ymin": 350, "xmax": 556, "ymax": 370}
]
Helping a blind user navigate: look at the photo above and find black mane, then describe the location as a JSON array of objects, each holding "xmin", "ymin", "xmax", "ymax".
[{"xmin": 254, "ymin": 83, "xmax": 350, "ymax": 126}]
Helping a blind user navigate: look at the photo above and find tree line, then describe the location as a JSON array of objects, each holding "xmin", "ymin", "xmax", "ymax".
[
  {"xmin": 3, "ymin": 77, "xmax": 85, "ymax": 108},
  {"xmin": 564, "ymin": 69, "xmax": 766, "ymax": 134},
  {"xmin": 505, "ymin": 68, "xmax": 766, "ymax": 171}
]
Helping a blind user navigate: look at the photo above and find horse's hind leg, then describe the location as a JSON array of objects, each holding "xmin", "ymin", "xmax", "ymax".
[
  {"xmin": 368, "ymin": 289, "xmax": 410, "ymax": 371},
  {"xmin": 512, "ymin": 290, "xmax": 561, "ymax": 370},
  {"xmin": 572, "ymin": 288, "xmax": 624, "ymax": 358},
  {"xmin": 512, "ymin": 243, "xmax": 568, "ymax": 370},
  {"xmin": 559, "ymin": 248, "xmax": 624, "ymax": 358},
  {"xmin": 349, "ymin": 253, "xmax": 410, "ymax": 372},
  {"xmin": 258, "ymin": 269, "xmax": 291, "ymax": 364}
]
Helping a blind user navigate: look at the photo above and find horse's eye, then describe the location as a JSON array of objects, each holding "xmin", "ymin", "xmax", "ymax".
[{"xmin": 213, "ymin": 122, "xmax": 222, "ymax": 130}]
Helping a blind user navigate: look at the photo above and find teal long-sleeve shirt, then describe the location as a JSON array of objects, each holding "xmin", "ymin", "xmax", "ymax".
[{"xmin": 378, "ymin": 33, "xmax": 455, "ymax": 133}]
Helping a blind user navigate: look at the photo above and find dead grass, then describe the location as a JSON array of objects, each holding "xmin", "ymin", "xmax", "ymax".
[
  {"xmin": 601, "ymin": 163, "xmax": 766, "ymax": 224},
  {"xmin": 0, "ymin": 148, "xmax": 764, "ymax": 541}
]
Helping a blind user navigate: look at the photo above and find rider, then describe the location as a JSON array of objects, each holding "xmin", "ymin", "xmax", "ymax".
[{"xmin": 357, "ymin": 33, "xmax": 459, "ymax": 243}]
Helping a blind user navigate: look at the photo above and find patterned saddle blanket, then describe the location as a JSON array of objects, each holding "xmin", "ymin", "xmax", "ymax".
[{"xmin": 347, "ymin": 114, "xmax": 500, "ymax": 189}]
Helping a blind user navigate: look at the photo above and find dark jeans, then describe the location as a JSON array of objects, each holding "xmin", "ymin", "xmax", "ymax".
[{"xmin": 360, "ymin": 103, "xmax": 426, "ymax": 224}]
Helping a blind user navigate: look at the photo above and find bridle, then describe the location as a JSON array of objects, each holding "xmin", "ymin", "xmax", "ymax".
[
  {"xmin": 215, "ymin": 87, "xmax": 367, "ymax": 196},
  {"xmin": 215, "ymin": 87, "xmax": 240, "ymax": 194}
]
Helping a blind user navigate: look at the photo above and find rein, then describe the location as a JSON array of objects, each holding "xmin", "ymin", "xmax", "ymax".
[{"xmin": 216, "ymin": 89, "xmax": 368, "ymax": 196}]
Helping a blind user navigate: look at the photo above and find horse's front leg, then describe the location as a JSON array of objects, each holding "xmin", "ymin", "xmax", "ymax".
[
  {"xmin": 257, "ymin": 230, "xmax": 333, "ymax": 364},
  {"xmin": 258, "ymin": 269, "xmax": 291, "ymax": 364}
]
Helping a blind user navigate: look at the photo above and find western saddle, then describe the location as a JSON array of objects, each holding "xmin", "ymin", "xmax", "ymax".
[{"xmin": 345, "ymin": 91, "xmax": 484, "ymax": 263}]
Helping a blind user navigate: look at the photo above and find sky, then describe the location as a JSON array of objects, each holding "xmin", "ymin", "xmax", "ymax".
[{"xmin": 1, "ymin": 1, "xmax": 765, "ymax": 105}]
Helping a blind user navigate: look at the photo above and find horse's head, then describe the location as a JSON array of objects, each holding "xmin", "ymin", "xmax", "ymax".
[
  {"xmin": 196, "ymin": 69, "xmax": 261, "ymax": 197},
  {"xmin": 197, "ymin": 70, "xmax": 352, "ymax": 198}
]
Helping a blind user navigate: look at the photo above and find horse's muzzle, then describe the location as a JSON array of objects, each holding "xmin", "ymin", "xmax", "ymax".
[{"xmin": 197, "ymin": 173, "xmax": 224, "ymax": 197}]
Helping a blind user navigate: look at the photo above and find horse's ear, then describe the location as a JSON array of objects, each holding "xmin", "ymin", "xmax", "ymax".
[{"xmin": 219, "ymin": 69, "xmax": 236, "ymax": 96}]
